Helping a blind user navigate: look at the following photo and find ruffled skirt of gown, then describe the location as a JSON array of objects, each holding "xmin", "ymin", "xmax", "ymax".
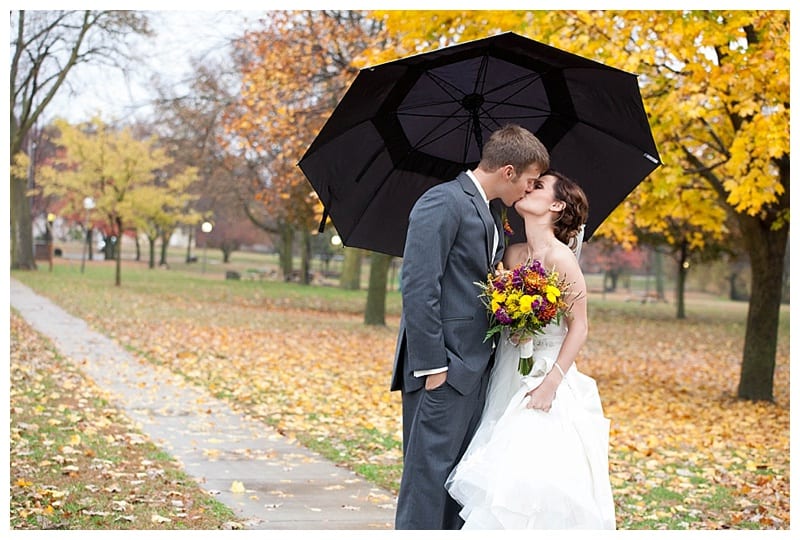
[{"xmin": 446, "ymin": 325, "xmax": 615, "ymax": 529}]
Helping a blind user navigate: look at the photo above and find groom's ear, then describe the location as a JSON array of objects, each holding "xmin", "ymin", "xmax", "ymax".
[{"xmin": 501, "ymin": 164, "xmax": 515, "ymax": 180}]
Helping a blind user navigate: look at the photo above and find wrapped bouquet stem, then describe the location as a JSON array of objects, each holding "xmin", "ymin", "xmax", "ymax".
[{"xmin": 517, "ymin": 336, "xmax": 534, "ymax": 376}]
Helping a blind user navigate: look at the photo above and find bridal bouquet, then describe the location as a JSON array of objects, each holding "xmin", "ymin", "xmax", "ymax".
[{"xmin": 478, "ymin": 259, "xmax": 572, "ymax": 375}]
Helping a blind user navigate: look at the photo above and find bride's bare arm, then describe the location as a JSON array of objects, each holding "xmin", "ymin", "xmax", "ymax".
[{"xmin": 525, "ymin": 246, "xmax": 588, "ymax": 411}]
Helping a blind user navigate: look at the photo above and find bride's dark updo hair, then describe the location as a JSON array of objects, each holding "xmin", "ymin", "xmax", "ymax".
[{"xmin": 545, "ymin": 169, "xmax": 589, "ymax": 247}]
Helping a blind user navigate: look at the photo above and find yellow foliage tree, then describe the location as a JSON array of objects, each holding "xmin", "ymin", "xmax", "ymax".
[
  {"xmin": 37, "ymin": 117, "xmax": 187, "ymax": 286},
  {"xmin": 376, "ymin": 10, "xmax": 789, "ymax": 401},
  {"xmin": 124, "ymin": 167, "xmax": 200, "ymax": 269}
]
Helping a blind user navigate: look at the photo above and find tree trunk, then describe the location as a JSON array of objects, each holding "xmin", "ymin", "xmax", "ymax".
[
  {"xmin": 736, "ymin": 214, "xmax": 788, "ymax": 402},
  {"xmin": 781, "ymin": 233, "xmax": 789, "ymax": 304},
  {"xmin": 159, "ymin": 231, "xmax": 169, "ymax": 266},
  {"xmin": 365, "ymin": 253, "xmax": 392, "ymax": 325},
  {"xmin": 675, "ymin": 239, "xmax": 688, "ymax": 319},
  {"xmin": 388, "ymin": 258, "xmax": 399, "ymax": 291},
  {"xmin": 654, "ymin": 249, "xmax": 665, "ymax": 300},
  {"xmin": 603, "ymin": 270, "xmax": 618, "ymax": 292},
  {"xmin": 185, "ymin": 227, "xmax": 194, "ymax": 263},
  {"xmin": 728, "ymin": 272, "xmax": 740, "ymax": 301},
  {"xmin": 279, "ymin": 224, "xmax": 294, "ymax": 279},
  {"xmin": 340, "ymin": 248, "xmax": 364, "ymax": 290},
  {"xmin": 147, "ymin": 236, "xmax": 156, "ymax": 269},
  {"xmin": 134, "ymin": 234, "xmax": 141, "ymax": 261},
  {"xmin": 115, "ymin": 217, "xmax": 122, "ymax": 286},
  {"xmin": 10, "ymin": 174, "xmax": 36, "ymax": 270},
  {"xmin": 727, "ymin": 256, "xmax": 749, "ymax": 301},
  {"xmin": 102, "ymin": 234, "xmax": 115, "ymax": 260},
  {"xmin": 300, "ymin": 229, "xmax": 312, "ymax": 285}
]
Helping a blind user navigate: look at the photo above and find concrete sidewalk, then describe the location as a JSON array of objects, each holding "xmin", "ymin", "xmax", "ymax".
[{"xmin": 10, "ymin": 278, "xmax": 396, "ymax": 530}]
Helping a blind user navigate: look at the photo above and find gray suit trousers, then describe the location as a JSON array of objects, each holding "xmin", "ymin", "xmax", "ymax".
[{"xmin": 394, "ymin": 368, "xmax": 490, "ymax": 530}]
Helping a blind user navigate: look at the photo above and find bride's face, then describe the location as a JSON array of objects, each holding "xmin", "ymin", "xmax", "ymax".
[{"xmin": 514, "ymin": 174, "xmax": 562, "ymax": 218}]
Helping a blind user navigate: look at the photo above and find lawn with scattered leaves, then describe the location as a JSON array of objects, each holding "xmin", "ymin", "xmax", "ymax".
[
  {"xmin": 12, "ymin": 262, "xmax": 789, "ymax": 529},
  {"xmin": 9, "ymin": 310, "xmax": 240, "ymax": 530}
]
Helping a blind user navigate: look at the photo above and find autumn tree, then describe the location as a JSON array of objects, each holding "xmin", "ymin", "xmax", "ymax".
[
  {"xmin": 10, "ymin": 10, "xmax": 151, "ymax": 270},
  {"xmin": 623, "ymin": 176, "xmax": 730, "ymax": 317},
  {"xmin": 37, "ymin": 117, "xmax": 188, "ymax": 286},
  {"xmin": 377, "ymin": 10, "xmax": 789, "ymax": 400},
  {"xmin": 125, "ymin": 167, "xmax": 199, "ymax": 269},
  {"xmin": 201, "ymin": 198, "xmax": 274, "ymax": 264},
  {"xmin": 150, "ymin": 57, "xmax": 246, "ymax": 266},
  {"xmin": 151, "ymin": 58, "xmax": 276, "ymax": 268},
  {"xmin": 582, "ymin": 11, "xmax": 789, "ymax": 402},
  {"xmin": 223, "ymin": 11, "xmax": 389, "ymax": 285}
]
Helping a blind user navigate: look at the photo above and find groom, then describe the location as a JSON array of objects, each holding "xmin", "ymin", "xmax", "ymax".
[{"xmin": 391, "ymin": 124, "xmax": 550, "ymax": 529}]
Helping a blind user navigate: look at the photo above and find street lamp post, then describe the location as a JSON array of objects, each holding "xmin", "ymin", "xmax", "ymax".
[
  {"xmin": 46, "ymin": 213, "xmax": 55, "ymax": 272},
  {"xmin": 81, "ymin": 197, "xmax": 95, "ymax": 274},
  {"xmin": 330, "ymin": 235, "xmax": 342, "ymax": 274},
  {"xmin": 201, "ymin": 221, "xmax": 213, "ymax": 274}
]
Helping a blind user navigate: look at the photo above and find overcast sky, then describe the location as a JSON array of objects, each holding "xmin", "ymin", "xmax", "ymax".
[{"xmin": 43, "ymin": 10, "xmax": 263, "ymax": 124}]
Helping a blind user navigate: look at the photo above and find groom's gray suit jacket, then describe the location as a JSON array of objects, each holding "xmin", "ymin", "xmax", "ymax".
[{"xmin": 391, "ymin": 172, "xmax": 504, "ymax": 396}]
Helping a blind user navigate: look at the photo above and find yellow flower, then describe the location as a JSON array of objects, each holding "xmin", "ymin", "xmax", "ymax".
[
  {"xmin": 490, "ymin": 291, "xmax": 506, "ymax": 313},
  {"xmin": 519, "ymin": 294, "xmax": 534, "ymax": 313},
  {"xmin": 545, "ymin": 285, "xmax": 561, "ymax": 303}
]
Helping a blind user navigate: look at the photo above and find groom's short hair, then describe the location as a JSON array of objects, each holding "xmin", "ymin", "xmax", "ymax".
[{"xmin": 479, "ymin": 124, "xmax": 550, "ymax": 174}]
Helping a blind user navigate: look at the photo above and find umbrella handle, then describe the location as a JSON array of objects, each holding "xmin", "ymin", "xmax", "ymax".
[
  {"xmin": 318, "ymin": 185, "xmax": 331, "ymax": 233},
  {"xmin": 318, "ymin": 205, "xmax": 329, "ymax": 234}
]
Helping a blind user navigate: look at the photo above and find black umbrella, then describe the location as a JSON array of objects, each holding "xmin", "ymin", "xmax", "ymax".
[{"xmin": 299, "ymin": 31, "xmax": 660, "ymax": 257}]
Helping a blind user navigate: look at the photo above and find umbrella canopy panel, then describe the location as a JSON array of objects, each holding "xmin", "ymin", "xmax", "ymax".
[{"xmin": 395, "ymin": 56, "xmax": 553, "ymax": 165}]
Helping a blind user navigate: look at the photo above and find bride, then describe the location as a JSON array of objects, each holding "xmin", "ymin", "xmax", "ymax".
[{"xmin": 446, "ymin": 170, "xmax": 615, "ymax": 529}]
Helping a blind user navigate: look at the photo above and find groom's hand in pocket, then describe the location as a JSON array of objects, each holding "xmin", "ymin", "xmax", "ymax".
[{"xmin": 425, "ymin": 371, "xmax": 447, "ymax": 390}]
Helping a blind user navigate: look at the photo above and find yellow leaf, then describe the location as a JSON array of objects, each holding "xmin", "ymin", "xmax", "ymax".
[{"xmin": 230, "ymin": 480, "xmax": 246, "ymax": 493}]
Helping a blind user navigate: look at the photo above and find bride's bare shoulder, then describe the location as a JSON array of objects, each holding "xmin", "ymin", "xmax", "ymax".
[
  {"xmin": 503, "ymin": 242, "xmax": 528, "ymax": 267},
  {"xmin": 551, "ymin": 242, "xmax": 582, "ymax": 273}
]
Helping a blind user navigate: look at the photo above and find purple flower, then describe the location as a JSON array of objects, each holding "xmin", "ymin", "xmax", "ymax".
[
  {"xmin": 494, "ymin": 308, "xmax": 512, "ymax": 325},
  {"xmin": 512, "ymin": 268, "xmax": 524, "ymax": 289},
  {"xmin": 530, "ymin": 259, "xmax": 547, "ymax": 277}
]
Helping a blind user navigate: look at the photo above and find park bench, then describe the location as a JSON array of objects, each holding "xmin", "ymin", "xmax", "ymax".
[
  {"xmin": 626, "ymin": 292, "xmax": 667, "ymax": 304},
  {"xmin": 245, "ymin": 268, "xmax": 271, "ymax": 280}
]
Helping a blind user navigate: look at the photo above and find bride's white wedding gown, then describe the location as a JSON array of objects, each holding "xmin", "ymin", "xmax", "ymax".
[{"xmin": 446, "ymin": 322, "xmax": 616, "ymax": 529}]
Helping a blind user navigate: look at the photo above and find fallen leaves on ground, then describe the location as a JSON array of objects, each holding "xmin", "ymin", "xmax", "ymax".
[
  {"xmin": 13, "ymin": 271, "xmax": 789, "ymax": 530},
  {"xmin": 9, "ymin": 312, "xmax": 239, "ymax": 530}
]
